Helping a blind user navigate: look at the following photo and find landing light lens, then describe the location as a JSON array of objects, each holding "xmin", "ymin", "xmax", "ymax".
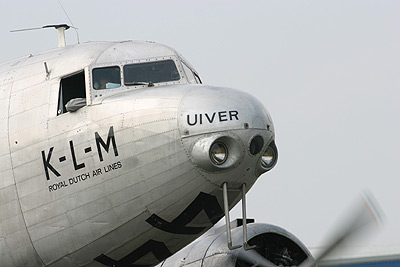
[
  {"xmin": 210, "ymin": 142, "xmax": 228, "ymax": 165},
  {"xmin": 261, "ymin": 146, "xmax": 276, "ymax": 168}
]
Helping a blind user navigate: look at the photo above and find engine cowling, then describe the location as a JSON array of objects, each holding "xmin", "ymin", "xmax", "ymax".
[{"xmin": 157, "ymin": 222, "xmax": 315, "ymax": 267}]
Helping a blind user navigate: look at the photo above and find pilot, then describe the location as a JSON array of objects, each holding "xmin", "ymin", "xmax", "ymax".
[{"xmin": 93, "ymin": 67, "xmax": 121, "ymax": 89}]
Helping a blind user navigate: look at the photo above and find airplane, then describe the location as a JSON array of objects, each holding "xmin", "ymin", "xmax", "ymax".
[{"xmin": 0, "ymin": 25, "xmax": 381, "ymax": 267}]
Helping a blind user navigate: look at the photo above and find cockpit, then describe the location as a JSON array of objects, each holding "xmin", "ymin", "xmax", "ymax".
[
  {"xmin": 56, "ymin": 41, "xmax": 203, "ymax": 116},
  {"xmin": 99, "ymin": 58, "xmax": 200, "ymax": 86},
  {"xmin": 93, "ymin": 59, "xmax": 182, "ymax": 90},
  {"xmin": 90, "ymin": 57, "xmax": 202, "ymax": 103},
  {"xmin": 57, "ymin": 57, "xmax": 201, "ymax": 115}
]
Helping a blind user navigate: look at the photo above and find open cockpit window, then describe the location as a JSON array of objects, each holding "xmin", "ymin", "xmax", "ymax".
[
  {"xmin": 58, "ymin": 71, "xmax": 86, "ymax": 115},
  {"xmin": 181, "ymin": 61, "xmax": 202, "ymax": 84},
  {"xmin": 93, "ymin": 66, "xmax": 121, "ymax": 90},
  {"xmin": 182, "ymin": 62, "xmax": 196, "ymax": 84},
  {"xmin": 123, "ymin": 60, "xmax": 180, "ymax": 86}
]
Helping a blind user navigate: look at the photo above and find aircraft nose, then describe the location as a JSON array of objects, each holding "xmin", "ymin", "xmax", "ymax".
[{"xmin": 178, "ymin": 86, "xmax": 277, "ymax": 185}]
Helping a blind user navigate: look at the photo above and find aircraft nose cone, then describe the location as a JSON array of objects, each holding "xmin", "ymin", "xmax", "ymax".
[
  {"xmin": 178, "ymin": 86, "xmax": 277, "ymax": 186},
  {"xmin": 179, "ymin": 86, "xmax": 274, "ymax": 136}
]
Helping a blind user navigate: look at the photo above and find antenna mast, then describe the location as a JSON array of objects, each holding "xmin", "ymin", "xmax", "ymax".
[
  {"xmin": 44, "ymin": 24, "xmax": 70, "ymax": 47},
  {"xmin": 10, "ymin": 24, "xmax": 74, "ymax": 48}
]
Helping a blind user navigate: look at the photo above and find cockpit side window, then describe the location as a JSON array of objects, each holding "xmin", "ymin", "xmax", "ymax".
[
  {"xmin": 181, "ymin": 61, "xmax": 202, "ymax": 84},
  {"xmin": 182, "ymin": 62, "xmax": 196, "ymax": 84},
  {"xmin": 123, "ymin": 60, "xmax": 180, "ymax": 86},
  {"xmin": 93, "ymin": 66, "xmax": 121, "ymax": 90}
]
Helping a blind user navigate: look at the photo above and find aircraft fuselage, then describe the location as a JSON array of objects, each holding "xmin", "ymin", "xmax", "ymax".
[{"xmin": 0, "ymin": 41, "xmax": 276, "ymax": 266}]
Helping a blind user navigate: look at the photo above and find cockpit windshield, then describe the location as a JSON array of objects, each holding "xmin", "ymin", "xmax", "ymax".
[
  {"xmin": 93, "ymin": 66, "xmax": 121, "ymax": 90},
  {"xmin": 92, "ymin": 60, "xmax": 181, "ymax": 91},
  {"xmin": 123, "ymin": 60, "xmax": 180, "ymax": 85}
]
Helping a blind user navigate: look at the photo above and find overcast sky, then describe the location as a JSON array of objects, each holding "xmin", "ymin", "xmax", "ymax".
[{"xmin": 1, "ymin": 0, "xmax": 399, "ymax": 254}]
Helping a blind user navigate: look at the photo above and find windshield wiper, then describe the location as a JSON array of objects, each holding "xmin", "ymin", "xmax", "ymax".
[{"xmin": 125, "ymin": 81, "xmax": 154, "ymax": 87}]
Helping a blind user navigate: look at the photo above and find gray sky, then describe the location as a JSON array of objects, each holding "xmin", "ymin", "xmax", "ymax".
[{"xmin": 1, "ymin": 0, "xmax": 399, "ymax": 252}]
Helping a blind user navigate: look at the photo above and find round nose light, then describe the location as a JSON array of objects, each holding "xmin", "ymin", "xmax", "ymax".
[
  {"xmin": 210, "ymin": 142, "xmax": 228, "ymax": 165},
  {"xmin": 261, "ymin": 145, "xmax": 276, "ymax": 168}
]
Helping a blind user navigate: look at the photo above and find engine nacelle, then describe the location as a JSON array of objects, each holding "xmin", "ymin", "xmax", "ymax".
[{"xmin": 157, "ymin": 222, "xmax": 315, "ymax": 266}]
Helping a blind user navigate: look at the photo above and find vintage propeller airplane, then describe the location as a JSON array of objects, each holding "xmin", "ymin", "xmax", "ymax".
[{"xmin": 0, "ymin": 25, "xmax": 382, "ymax": 266}]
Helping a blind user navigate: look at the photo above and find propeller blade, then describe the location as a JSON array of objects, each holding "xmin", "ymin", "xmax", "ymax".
[{"xmin": 300, "ymin": 191, "xmax": 384, "ymax": 267}]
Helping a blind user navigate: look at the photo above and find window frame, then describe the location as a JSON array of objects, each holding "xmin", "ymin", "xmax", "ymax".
[
  {"xmin": 180, "ymin": 60, "xmax": 202, "ymax": 84},
  {"xmin": 92, "ymin": 65, "xmax": 122, "ymax": 90},
  {"xmin": 57, "ymin": 70, "xmax": 87, "ymax": 116},
  {"xmin": 123, "ymin": 59, "xmax": 181, "ymax": 86},
  {"xmin": 181, "ymin": 61, "xmax": 197, "ymax": 84},
  {"xmin": 89, "ymin": 56, "xmax": 185, "ymax": 105}
]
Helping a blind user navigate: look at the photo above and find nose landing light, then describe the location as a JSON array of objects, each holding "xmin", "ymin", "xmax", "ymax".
[
  {"xmin": 260, "ymin": 141, "xmax": 278, "ymax": 170},
  {"xmin": 190, "ymin": 134, "xmax": 244, "ymax": 172},
  {"xmin": 209, "ymin": 142, "xmax": 228, "ymax": 165}
]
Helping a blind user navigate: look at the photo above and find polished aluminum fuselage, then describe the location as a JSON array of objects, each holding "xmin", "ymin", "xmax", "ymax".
[{"xmin": 0, "ymin": 41, "xmax": 275, "ymax": 266}]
